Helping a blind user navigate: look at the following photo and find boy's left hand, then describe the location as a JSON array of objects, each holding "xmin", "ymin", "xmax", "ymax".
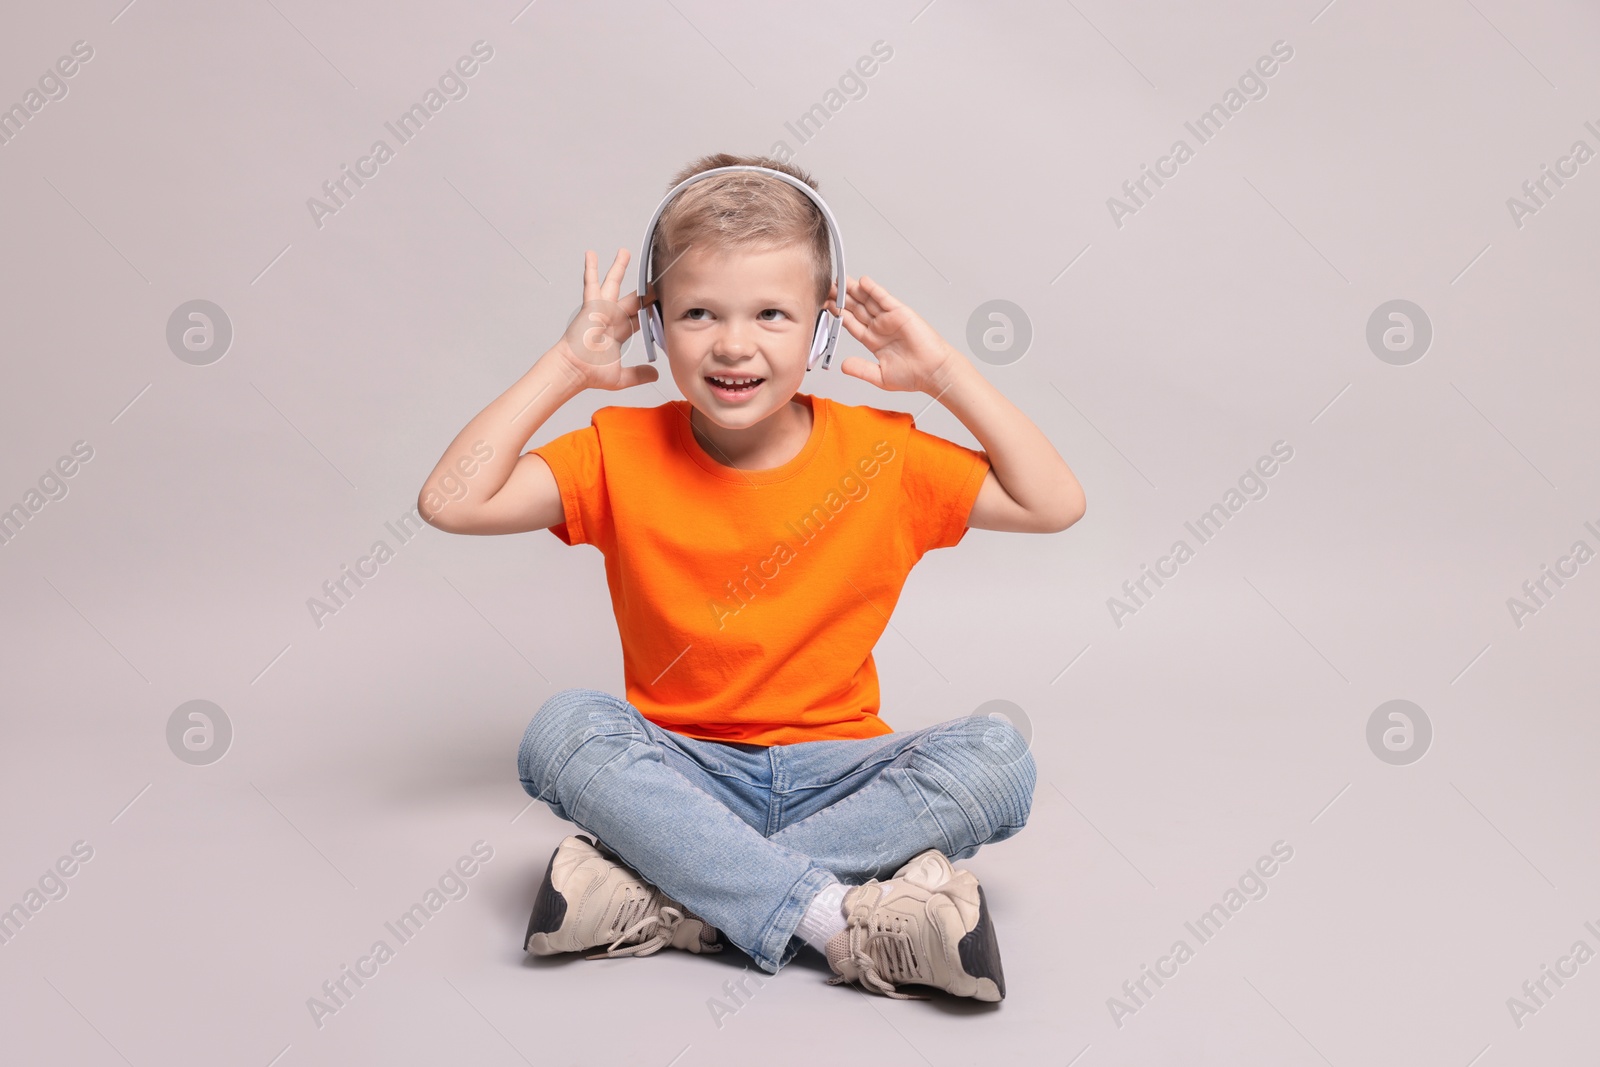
[{"xmin": 830, "ymin": 276, "xmax": 965, "ymax": 395}]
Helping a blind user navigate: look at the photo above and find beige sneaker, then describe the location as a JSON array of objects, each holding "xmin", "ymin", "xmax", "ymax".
[
  {"xmin": 524, "ymin": 834, "xmax": 723, "ymax": 959},
  {"xmin": 824, "ymin": 849, "xmax": 1005, "ymax": 1001}
]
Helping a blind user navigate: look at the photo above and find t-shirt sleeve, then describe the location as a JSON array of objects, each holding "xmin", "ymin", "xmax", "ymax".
[
  {"xmin": 899, "ymin": 421, "xmax": 991, "ymax": 558},
  {"xmin": 526, "ymin": 423, "xmax": 611, "ymax": 548}
]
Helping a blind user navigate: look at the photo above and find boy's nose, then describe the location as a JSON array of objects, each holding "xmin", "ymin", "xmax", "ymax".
[{"xmin": 712, "ymin": 324, "xmax": 755, "ymax": 357}]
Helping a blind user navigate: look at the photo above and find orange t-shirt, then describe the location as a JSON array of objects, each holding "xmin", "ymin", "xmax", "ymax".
[{"xmin": 528, "ymin": 391, "xmax": 990, "ymax": 746}]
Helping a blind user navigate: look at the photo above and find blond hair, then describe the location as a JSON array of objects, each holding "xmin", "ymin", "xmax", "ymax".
[{"xmin": 651, "ymin": 152, "xmax": 832, "ymax": 306}]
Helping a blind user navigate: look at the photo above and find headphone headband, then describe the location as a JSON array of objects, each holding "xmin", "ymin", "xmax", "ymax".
[{"xmin": 635, "ymin": 165, "xmax": 847, "ymax": 371}]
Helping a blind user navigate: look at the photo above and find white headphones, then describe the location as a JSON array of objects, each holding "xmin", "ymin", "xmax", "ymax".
[{"xmin": 636, "ymin": 165, "xmax": 847, "ymax": 372}]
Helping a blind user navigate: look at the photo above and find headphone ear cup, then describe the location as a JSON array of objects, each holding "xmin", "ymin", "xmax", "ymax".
[
  {"xmin": 808, "ymin": 310, "xmax": 832, "ymax": 370},
  {"xmin": 648, "ymin": 304, "xmax": 667, "ymax": 360}
]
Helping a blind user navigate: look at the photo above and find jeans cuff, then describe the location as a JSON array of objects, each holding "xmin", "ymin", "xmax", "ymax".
[{"xmin": 752, "ymin": 865, "xmax": 838, "ymax": 974}]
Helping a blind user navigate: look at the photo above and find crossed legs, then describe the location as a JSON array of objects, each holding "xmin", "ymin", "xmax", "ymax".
[{"xmin": 518, "ymin": 687, "xmax": 1035, "ymax": 974}]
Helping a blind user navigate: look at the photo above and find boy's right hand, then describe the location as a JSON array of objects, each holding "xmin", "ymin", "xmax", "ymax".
[{"xmin": 548, "ymin": 249, "xmax": 660, "ymax": 393}]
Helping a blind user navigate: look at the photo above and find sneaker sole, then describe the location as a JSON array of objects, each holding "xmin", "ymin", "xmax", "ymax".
[
  {"xmin": 524, "ymin": 837, "xmax": 577, "ymax": 954},
  {"xmin": 956, "ymin": 883, "xmax": 1005, "ymax": 1001}
]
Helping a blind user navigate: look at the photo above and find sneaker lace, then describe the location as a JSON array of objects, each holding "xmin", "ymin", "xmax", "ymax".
[
  {"xmin": 826, "ymin": 907, "xmax": 933, "ymax": 1001},
  {"xmin": 584, "ymin": 886, "xmax": 688, "ymax": 960}
]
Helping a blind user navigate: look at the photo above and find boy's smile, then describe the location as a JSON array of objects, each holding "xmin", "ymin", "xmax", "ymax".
[{"xmin": 657, "ymin": 242, "xmax": 825, "ymax": 470}]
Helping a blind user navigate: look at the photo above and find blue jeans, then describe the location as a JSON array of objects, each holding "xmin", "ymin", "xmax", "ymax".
[{"xmin": 518, "ymin": 687, "xmax": 1037, "ymax": 973}]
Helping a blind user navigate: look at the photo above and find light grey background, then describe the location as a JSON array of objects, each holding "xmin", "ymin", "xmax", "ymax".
[{"xmin": 2, "ymin": 1, "xmax": 1597, "ymax": 1064}]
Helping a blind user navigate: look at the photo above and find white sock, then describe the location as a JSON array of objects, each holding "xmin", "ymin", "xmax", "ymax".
[{"xmin": 795, "ymin": 880, "xmax": 849, "ymax": 953}]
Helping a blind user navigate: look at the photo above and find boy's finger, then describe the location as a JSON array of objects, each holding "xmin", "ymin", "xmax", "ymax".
[
  {"xmin": 839, "ymin": 305, "xmax": 871, "ymax": 342},
  {"xmin": 600, "ymin": 247, "xmax": 631, "ymax": 298},
  {"xmin": 619, "ymin": 363, "xmax": 660, "ymax": 389},
  {"xmin": 844, "ymin": 290, "xmax": 871, "ymax": 322},
  {"xmin": 860, "ymin": 275, "xmax": 900, "ymax": 313},
  {"xmin": 853, "ymin": 277, "xmax": 887, "ymax": 319},
  {"xmin": 583, "ymin": 250, "xmax": 598, "ymax": 298},
  {"xmin": 846, "ymin": 276, "xmax": 880, "ymax": 319},
  {"xmin": 840, "ymin": 355, "xmax": 883, "ymax": 389}
]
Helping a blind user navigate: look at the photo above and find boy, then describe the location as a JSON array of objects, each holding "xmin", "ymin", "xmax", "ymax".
[{"xmin": 418, "ymin": 154, "xmax": 1085, "ymax": 1001}]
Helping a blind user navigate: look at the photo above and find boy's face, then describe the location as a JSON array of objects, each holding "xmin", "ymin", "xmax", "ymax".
[{"xmin": 655, "ymin": 242, "xmax": 822, "ymax": 428}]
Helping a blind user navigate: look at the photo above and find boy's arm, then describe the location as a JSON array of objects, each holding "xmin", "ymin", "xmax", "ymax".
[
  {"xmin": 417, "ymin": 354, "xmax": 584, "ymax": 535},
  {"xmin": 929, "ymin": 356, "xmax": 1085, "ymax": 534},
  {"xmin": 833, "ymin": 275, "xmax": 1085, "ymax": 534},
  {"xmin": 418, "ymin": 249, "xmax": 655, "ymax": 535}
]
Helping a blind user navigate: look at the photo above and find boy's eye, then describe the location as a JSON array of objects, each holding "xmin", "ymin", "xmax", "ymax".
[
  {"xmin": 758, "ymin": 309, "xmax": 786, "ymax": 321},
  {"xmin": 684, "ymin": 308, "xmax": 710, "ymax": 321}
]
